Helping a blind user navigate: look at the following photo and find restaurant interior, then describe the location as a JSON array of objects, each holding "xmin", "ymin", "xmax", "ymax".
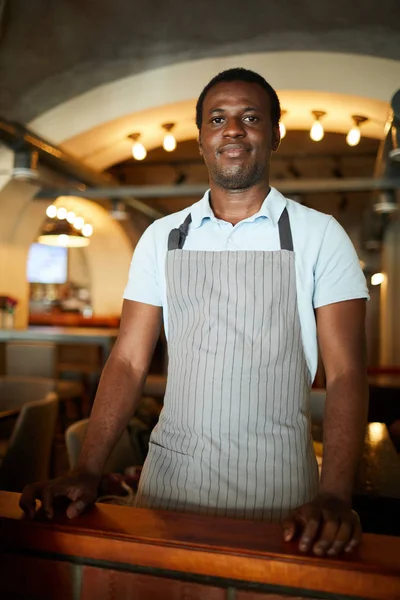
[{"xmin": 0, "ymin": 2, "xmax": 400, "ymax": 598}]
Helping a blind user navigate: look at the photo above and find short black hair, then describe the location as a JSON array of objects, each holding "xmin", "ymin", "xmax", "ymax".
[{"xmin": 195, "ymin": 67, "xmax": 281, "ymax": 130}]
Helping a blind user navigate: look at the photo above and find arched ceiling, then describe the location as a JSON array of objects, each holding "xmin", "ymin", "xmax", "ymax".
[
  {"xmin": 0, "ymin": 0, "xmax": 399, "ymax": 122},
  {"xmin": 62, "ymin": 92, "xmax": 389, "ymax": 172}
]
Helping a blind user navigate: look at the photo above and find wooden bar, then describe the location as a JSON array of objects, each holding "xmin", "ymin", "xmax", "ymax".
[
  {"xmin": 0, "ymin": 326, "xmax": 119, "ymax": 348},
  {"xmin": 0, "ymin": 492, "xmax": 399, "ymax": 599},
  {"xmin": 0, "ymin": 326, "xmax": 118, "ymax": 371}
]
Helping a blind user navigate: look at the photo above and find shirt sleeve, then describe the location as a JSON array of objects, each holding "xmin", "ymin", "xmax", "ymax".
[
  {"xmin": 313, "ymin": 216, "xmax": 369, "ymax": 308},
  {"xmin": 123, "ymin": 224, "xmax": 163, "ymax": 306}
]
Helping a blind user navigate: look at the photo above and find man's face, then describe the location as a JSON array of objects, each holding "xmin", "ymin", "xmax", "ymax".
[{"xmin": 198, "ymin": 80, "xmax": 280, "ymax": 190}]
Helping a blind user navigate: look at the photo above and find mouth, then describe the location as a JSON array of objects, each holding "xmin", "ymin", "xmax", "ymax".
[{"xmin": 218, "ymin": 144, "xmax": 251, "ymax": 158}]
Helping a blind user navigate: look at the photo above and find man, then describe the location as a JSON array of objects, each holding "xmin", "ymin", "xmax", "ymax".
[{"xmin": 21, "ymin": 68, "xmax": 369, "ymax": 558}]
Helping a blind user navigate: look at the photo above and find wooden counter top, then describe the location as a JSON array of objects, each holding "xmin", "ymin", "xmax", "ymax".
[
  {"xmin": 1, "ymin": 491, "xmax": 399, "ymax": 599},
  {"xmin": 29, "ymin": 312, "xmax": 120, "ymax": 328},
  {"xmin": 0, "ymin": 326, "xmax": 119, "ymax": 343}
]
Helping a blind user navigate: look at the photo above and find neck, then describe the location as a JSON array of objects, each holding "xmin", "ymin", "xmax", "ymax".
[{"xmin": 209, "ymin": 180, "xmax": 271, "ymax": 226}]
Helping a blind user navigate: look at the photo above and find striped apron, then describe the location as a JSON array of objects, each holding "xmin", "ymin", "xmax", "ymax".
[{"xmin": 136, "ymin": 208, "xmax": 319, "ymax": 522}]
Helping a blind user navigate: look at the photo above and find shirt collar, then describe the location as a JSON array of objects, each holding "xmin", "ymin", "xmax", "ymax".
[{"xmin": 190, "ymin": 187, "xmax": 287, "ymax": 229}]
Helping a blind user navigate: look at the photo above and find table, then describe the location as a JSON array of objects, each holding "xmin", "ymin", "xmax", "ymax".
[
  {"xmin": 314, "ymin": 422, "xmax": 400, "ymax": 535},
  {"xmin": 368, "ymin": 374, "xmax": 400, "ymax": 389},
  {"xmin": 368, "ymin": 374, "xmax": 400, "ymax": 425},
  {"xmin": 0, "ymin": 326, "xmax": 119, "ymax": 367}
]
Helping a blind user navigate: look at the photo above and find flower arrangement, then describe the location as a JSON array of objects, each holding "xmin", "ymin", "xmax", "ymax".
[
  {"xmin": 0, "ymin": 295, "xmax": 18, "ymax": 311},
  {"xmin": 0, "ymin": 295, "xmax": 18, "ymax": 329}
]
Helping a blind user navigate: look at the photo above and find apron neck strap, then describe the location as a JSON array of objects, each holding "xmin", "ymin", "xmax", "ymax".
[
  {"xmin": 168, "ymin": 214, "xmax": 192, "ymax": 250},
  {"xmin": 168, "ymin": 207, "xmax": 293, "ymax": 251},
  {"xmin": 278, "ymin": 208, "xmax": 293, "ymax": 251}
]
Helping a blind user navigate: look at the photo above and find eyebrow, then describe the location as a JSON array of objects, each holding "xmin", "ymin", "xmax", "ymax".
[{"xmin": 209, "ymin": 106, "xmax": 260, "ymax": 115}]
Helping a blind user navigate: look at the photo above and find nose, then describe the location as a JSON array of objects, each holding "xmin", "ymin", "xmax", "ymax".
[{"xmin": 223, "ymin": 117, "xmax": 246, "ymax": 138}]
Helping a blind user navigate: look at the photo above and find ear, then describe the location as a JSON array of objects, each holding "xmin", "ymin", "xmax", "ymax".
[
  {"xmin": 198, "ymin": 135, "xmax": 204, "ymax": 156},
  {"xmin": 271, "ymin": 125, "xmax": 281, "ymax": 152}
]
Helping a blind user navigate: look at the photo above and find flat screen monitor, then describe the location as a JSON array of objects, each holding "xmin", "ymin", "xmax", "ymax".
[{"xmin": 26, "ymin": 243, "xmax": 68, "ymax": 284}]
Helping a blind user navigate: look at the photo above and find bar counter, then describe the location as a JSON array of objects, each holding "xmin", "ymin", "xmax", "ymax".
[
  {"xmin": 0, "ymin": 326, "xmax": 119, "ymax": 370},
  {"xmin": 0, "ymin": 326, "xmax": 119, "ymax": 346},
  {"xmin": 0, "ymin": 492, "xmax": 399, "ymax": 599}
]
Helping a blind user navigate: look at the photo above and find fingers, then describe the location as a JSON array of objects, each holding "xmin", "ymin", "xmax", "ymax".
[
  {"xmin": 285, "ymin": 498, "xmax": 363, "ymax": 557},
  {"xmin": 345, "ymin": 511, "xmax": 362, "ymax": 553},
  {"xmin": 300, "ymin": 509, "xmax": 362, "ymax": 557},
  {"xmin": 66, "ymin": 490, "xmax": 95, "ymax": 519},
  {"xmin": 66, "ymin": 499, "xmax": 87, "ymax": 519},
  {"xmin": 299, "ymin": 513, "xmax": 320, "ymax": 553},
  {"xmin": 312, "ymin": 515, "xmax": 339, "ymax": 556},
  {"xmin": 19, "ymin": 475, "xmax": 98, "ymax": 521},
  {"xmin": 323, "ymin": 511, "xmax": 362, "ymax": 557},
  {"xmin": 326, "ymin": 520, "xmax": 352, "ymax": 556},
  {"xmin": 282, "ymin": 515, "xmax": 298, "ymax": 542},
  {"xmin": 19, "ymin": 483, "xmax": 42, "ymax": 519},
  {"xmin": 41, "ymin": 485, "xmax": 58, "ymax": 519}
]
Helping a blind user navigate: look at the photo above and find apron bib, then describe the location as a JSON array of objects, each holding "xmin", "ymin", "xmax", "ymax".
[{"xmin": 136, "ymin": 209, "xmax": 319, "ymax": 522}]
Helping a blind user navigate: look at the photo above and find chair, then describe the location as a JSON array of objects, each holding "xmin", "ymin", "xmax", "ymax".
[
  {"xmin": 55, "ymin": 344, "xmax": 103, "ymax": 417},
  {"xmin": 0, "ymin": 376, "xmax": 58, "ymax": 446},
  {"xmin": 310, "ymin": 388, "xmax": 326, "ymax": 425},
  {"xmin": 65, "ymin": 418, "xmax": 140, "ymax": 473},
  {"xmin": 142, "ymin": 374, "xmax": 166, "ymax": 400},
  {"xmin": 0, "ymin": 393, "xmax": 59, "ymax": 492},
  {"xmin": 0, "ymin": 376, "xmax": 56, "ymax": 410}
]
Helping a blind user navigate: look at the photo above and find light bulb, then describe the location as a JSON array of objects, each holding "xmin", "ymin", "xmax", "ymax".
[
  {"xmin": 163, "ymin": 132, "xmax": 177, "ymax": 152},
  {"xmin": 347, "ymin": 116, "xmax": 368, "ymax": 147},
  {"xmin": 82, "ymin": 223, "xmax": 93, "ymax": 237},
  {"xmin": 74, "ymin": 216, "xmax": 84, "ymax": 230},
  {"xmin": 58, "ymin": 234, "xmax": 69, "ymax": 246},
  {"xmin": 279, "ymin": 121, "xmax": 286, "ymax": 139},
  {"xmin": 369, "ymin": 422, "xmax": 386, "ymax": 442},
  {"xmin": 310, "ymin": 120, "xmax": 324, "ymax": 142},
  {"xmin": 346, "ymin": 126, "xmax": 361, "ymax": 147},
  {"xmin": 66, "ymin": 211, "xmax": 76, "ymax": 224},
  {"xmin": 57, "ymin": 207, "xmax": 67, "ymax": 220},
  {"xmin": 46, "ymin": 204, "xmax": 57, "ymax": 218},
  {"xmin": 132, "ymin": 142, "xmax": 147, "ymax": 161},
  {"xmin": 371, "ymin": 273, "xmax": 385, "ymax": 286}
]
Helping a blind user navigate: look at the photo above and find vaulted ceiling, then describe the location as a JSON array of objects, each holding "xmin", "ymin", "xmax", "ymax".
[{"xmin": 0, "ymin": 0, "xmax": 399, "ymax": 122}]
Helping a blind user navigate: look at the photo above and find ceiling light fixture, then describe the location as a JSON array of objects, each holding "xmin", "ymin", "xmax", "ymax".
[
  {"xmin": 162, "ymin": 123, "xmax": 177, "ymax": 152},
  {"xmin": 38, "ymin": 219, "xmax": 90, "ymax": 248},
  {"xmin": 373, "ymin": 191, "xmax": 398, "ymax": 214},
  {"xmin": 310, "ymin": 110, "xmax": 326, "ymax": 142},
  {"xmin": 82, "ymin": 223, "xmax": 93, "ymax": 237},
  {"xmin": 279, "ymin": 110, "xmax": 287, "ymax": 139},
  {"xmin": 56, "ymin": 207, "xmax": 67, "ymax": 220},
  {"xmin": 129, "ymin": 133, "xmax": 147, "ymax": 161},
  {"xmin": 110, "ymin": 199, "xmax": 129, "ymax": 221},
  {"xmin": 73, "ymin": 216, "xmax": 85, "ymax": 230},
  {"xmin": 371, "ymin": 273, "xmax": 385, "ymax": 286},
  {"xmin": 66, "ymin": 210, "xmax": 76, "ymax": 224},
  {"xmin": 40, "ymin": 204, "xmax": 94, "ymax": 248},
  {"xmin": 346, "ymin": 115, "xmax": 368, "ymax": 147},
  {"xmin": 46, "ymin": 204, "xmax": 57, "ymax": 218}
]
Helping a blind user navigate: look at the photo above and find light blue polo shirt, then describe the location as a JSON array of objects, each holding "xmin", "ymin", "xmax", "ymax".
[{"xmin": 124, "ymin": 187, "xmax": 369, "ymax": 381}]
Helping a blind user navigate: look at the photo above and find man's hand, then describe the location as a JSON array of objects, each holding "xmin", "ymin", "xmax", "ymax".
[
  {"xmin": 282, "ymin": 494, "xmax": 362, "ymax": 557},
  {"xmin": 19, "ymin": 471, "xmax": 101, "ymax": 520}
]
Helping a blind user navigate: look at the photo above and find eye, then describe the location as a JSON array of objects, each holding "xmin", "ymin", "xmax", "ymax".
[
  {"xmin": 243, "ymin": 115, "xmax": 259, "ymax": 123},
  {"xmin": 210, "ymin": 116, "xmax": 225, "ymax": 124}
]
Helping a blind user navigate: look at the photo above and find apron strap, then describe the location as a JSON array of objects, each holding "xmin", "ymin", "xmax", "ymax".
[
  {"xmin": 168, "ymin": 207, "xmax": 293, "ymax": 251},
  {"xmin": 168, "ymin": 214, "xmax": 192, "ymax": 250},
  {"xmin": 278, "ymin": 208, "xmax": 293, "ymax": 251}
]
